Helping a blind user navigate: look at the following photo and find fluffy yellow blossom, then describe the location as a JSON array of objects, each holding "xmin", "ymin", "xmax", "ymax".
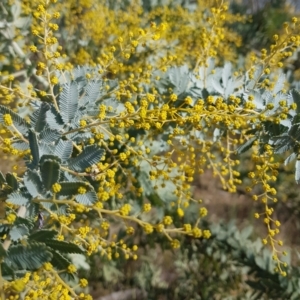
[
  {"xmin": 3, "ymin": 114, "xmax": 13, "ymax": 126},
  {"xmin": 78, "ymin": 186, "xmax": 87, "ymax": 194},
  {"xmin": 67, "ymin": 264, "xmax": 77, "ymax": 273},
  {"xmin": 52, "ymin": 183, "xmax": 62, "ymax": 193}
]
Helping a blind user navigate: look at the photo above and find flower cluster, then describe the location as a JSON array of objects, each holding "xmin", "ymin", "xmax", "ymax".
[{"xmin": 1, "ymin": 0, "xmax": 300, "ymax": 298}]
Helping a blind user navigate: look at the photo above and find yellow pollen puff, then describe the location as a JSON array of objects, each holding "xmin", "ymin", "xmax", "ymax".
[
  {"xmin": 50, "ymin": 76, "xmax": 59, "ymax": 85},
  {"xmin": 163, "ymin": 216, "xmax": 173, "ymax": 225},
  {"xmin": 119, "ymin": 204, "xmax": 131, "ymax": 216},
  {"xmin": 177, "ymin": 207, "xmax": 184, "ymax": 217},
  {"xmin": 3, "ymin": 114, "xmax": 13, "ymax": 126},
  {"xmin": 79, "ymin": 278, "xmax": 88, "ymax": 288},
  {"xmin": 6, "ymin": 213, "xmax": 16, "ymax": 224},
  {"xmin": 144, "ymin": 224, "xmax": 153, "ymax": 234},
  {"xmin": 203, "ymin": 230, "xmax": 211, "ymax": 239},
  {"xmin": 78, "ymin": 186, "xmax": 87, "ymax": 194},
  {"xmin": 199, "ymin": 207, "xmax": 208, "ymax": 217},
  {"xmin": 192, "ymin": 227, "xmax": 202, "ymax": 238},
  {"xmin": 183, "ymin": 224, "xmax": 191, "ymax": 232},
  {"xmin": 143, "ymin": 203, "xmax": 151, "ymax": 212},
  {"xmin": 67, "ymin": 264, "xmax": 77, "ymax": 273},
  {"xmin": 101, "ymin": 221, "xmax": 110, "ymax": 230},
  {"xmin": 79, "ymin": 120, "xmax": 86, "ymax": 127},
  {"xmin": 52, "ymin": 183, "xmax": 62, "ymax": 193},
  {"xmin": 171, "ymin": 239, "xmax": 180, "ymax": 249},
  {"xmin": 29, "ymin": 45, "xmax": 38, "ymax": 53},
  {"xmin": 170, "ymin": 93, "xmax": 177, "ymax": 101}
]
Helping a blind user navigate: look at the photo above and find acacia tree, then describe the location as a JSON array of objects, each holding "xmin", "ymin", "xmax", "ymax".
[{"xmin": 1, "ymin": 0, "xmax": 300, "ymax": 299}]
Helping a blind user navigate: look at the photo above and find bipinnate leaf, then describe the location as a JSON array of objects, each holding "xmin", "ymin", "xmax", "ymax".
[
  {"xmin": 236, "ymin": 136, "xmax": 257, "ymax": 154},
  {"xmin": 75, "ymin": 190, "xmax": 97, "ymax": 205},
  {"xmin": 30, "ymin": 102, "xmax": 50, "ymax": 132},
  {"xmin": 25, "ymin": 203, "xmax": 40, "ymax": 218},
  {"xmin": 28, "ymin": 130, "xmax": 39, "ymax": 169},
  {"xmin": 167, "ymin": 65, "xmax": 190, "ymax": 95},
  {"xmin": 24, "ymin": 170, "xmax": 43, "ymax": 197},
  {"xmin": 0, "ymin": 225, "xmax": 10, "ymax": 235},
  {"xmin": 7, "ymin": 192, "xmax": 30, "ymax": 206},
  {"xmin": 0, "ymin": 262, "xmax": 14, "ymax": 279},
  {"xmin": 273, "ymin": 73, "xmax": 285, "ymax": 94},
  {"xmin": 68, "ymin": 145, "xmax": 105, "ymax": 172},
  {"xmin": 0, "ymin": 105, "xmax": 30, "ymax": 134},
  {"xmin": 58, "ymin": 81, "xmax": 79, "ymax": 124},
  {"xmin": 51, "ymin": 250, "xmax": 71, "ymax": 270},
  {"xmin": 46, "ymin": 105, "xmax": 64, "ymax": 130},
  {"xmin": 54, "ymin": 139, "xmax": 73, "ymax": 161},
  {"xmin": 44, "ymin": 240, "xmax": 84, "ymax": 254},
  {"xmin": 39, "ymin": 154, "xmax": 61, "ymax": 165},
  {"xmin": 9, "ymin": 224, "xmax": 29, "ymax": 242},
  {"xmin": 29, "ymin": 229, "xmax": 58, "ymax": 242},
  {"xmin": 11, "ymin": 140, "xmax": 29, "ymax": 151},
  {"xmin": 39, "ymin": 127, "xmax": 61, "ymax": 144},
  {"xmin": 82, "ymin": 79, "xmax": 101, "ymax": 104},
  {"xmin": 57, "ymin": 181, "xmax": 90, "ymax": 196},
  {"xmin": 40, "ymin": 159, "xmax": 60, "ymax": 190},
  {"xmin": 291, "ymin": 89, "xmax": 300, "ymax": 114},
  {"xmin": 285, "ymin": 152, "xmax": 297, "ymax": 166},
  {"xmin": 6, "ymin": 173, "xmax": 18, "ymax": 191},
  {"xmin": 6, "ymin": 242, "xmax": 52, "ymax": 270}
]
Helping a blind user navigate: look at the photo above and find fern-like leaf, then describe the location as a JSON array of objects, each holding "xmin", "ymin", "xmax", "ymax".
[
  {"xmin": 68, "ymin": 145, "xmax": 104, "ymax": 172},
  {"xmin": 39, "ymin": 127, "xmax": 61, "ymax": 144},
  {"xmin": 58, "ymin": 81, "xmax": 79, "ymax": 124},
  {"xmin": 40, "ymin": 154, "xmax": 61, "ymax": 165},
  {"xmin": 46, "ymin": 105, "xmax": 64, "ymax": 130},
  {"xmin": 44, "ymin": 240, "xmax": 84, "ymax": 254},
  {"xmin": 9, "ymin": 224, "xmax": 29, "ymax": 242},
  {"xmin": 6, "ymin": 173, "xmax": 18, "ymax": 191},
  {"xmin": 54, "ymin": 140, "xmax": 73, "ymax": 161},
  {"xmin": 28, "ymin": 130, "xmax": 39, "ymax": 169},
  {"xmin": 11, "ymin": 140, "xmax": 29, "ymax": 151},
  {"xmin": 24, "ymin": 170, "xmax": 43, "ymax": 197},
  {"xmin": 7, "ymin": 192, "xmax": 30, "ymax": 206},
  {"xmin": 29, "ymin": 230, "xmax": 58, "ymax": 242},
  {"xmin": 167, "ymin": 66, "xmax": 189, "ymax": 95},
  {"xmin": 0, "ymin": 105, "xmax": 30, "ymax": 134},
  {"xmin": 75, "ymin": 190, "xmax": 97, "ymax": 205},
  {"xmin": 40, "ymin": 159, "xmax": 60, "ymax": 190},
  {"xmin": 51, "ymin": 251, "xmax": 71, "ymax": 270},
  {"xmin": 6, "ymin": 242, "xmax": 52, "ymax": 270},
  {"xmin": 236, "ymin": 137, "xmax": 257, "ymax": 154},
  {"xmin": 57, "ymin": 181, "xmax": 90, "ymax": 197},
  {"xmin": 30, "ymin": 102, "xmax": 50, "ymax": 132},
  {"xmin": 82, "ymin": 80, "xmax": 101, "ymax": 104}
]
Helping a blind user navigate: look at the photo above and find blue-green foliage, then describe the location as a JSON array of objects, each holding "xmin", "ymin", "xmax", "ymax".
[
  {"xmin": 0, "ymin": 68, "xmax": 112, "ymax": 278},
  {"xmin": 0, "ymin": 62, "xmax": 300, "ymax": 289}
]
